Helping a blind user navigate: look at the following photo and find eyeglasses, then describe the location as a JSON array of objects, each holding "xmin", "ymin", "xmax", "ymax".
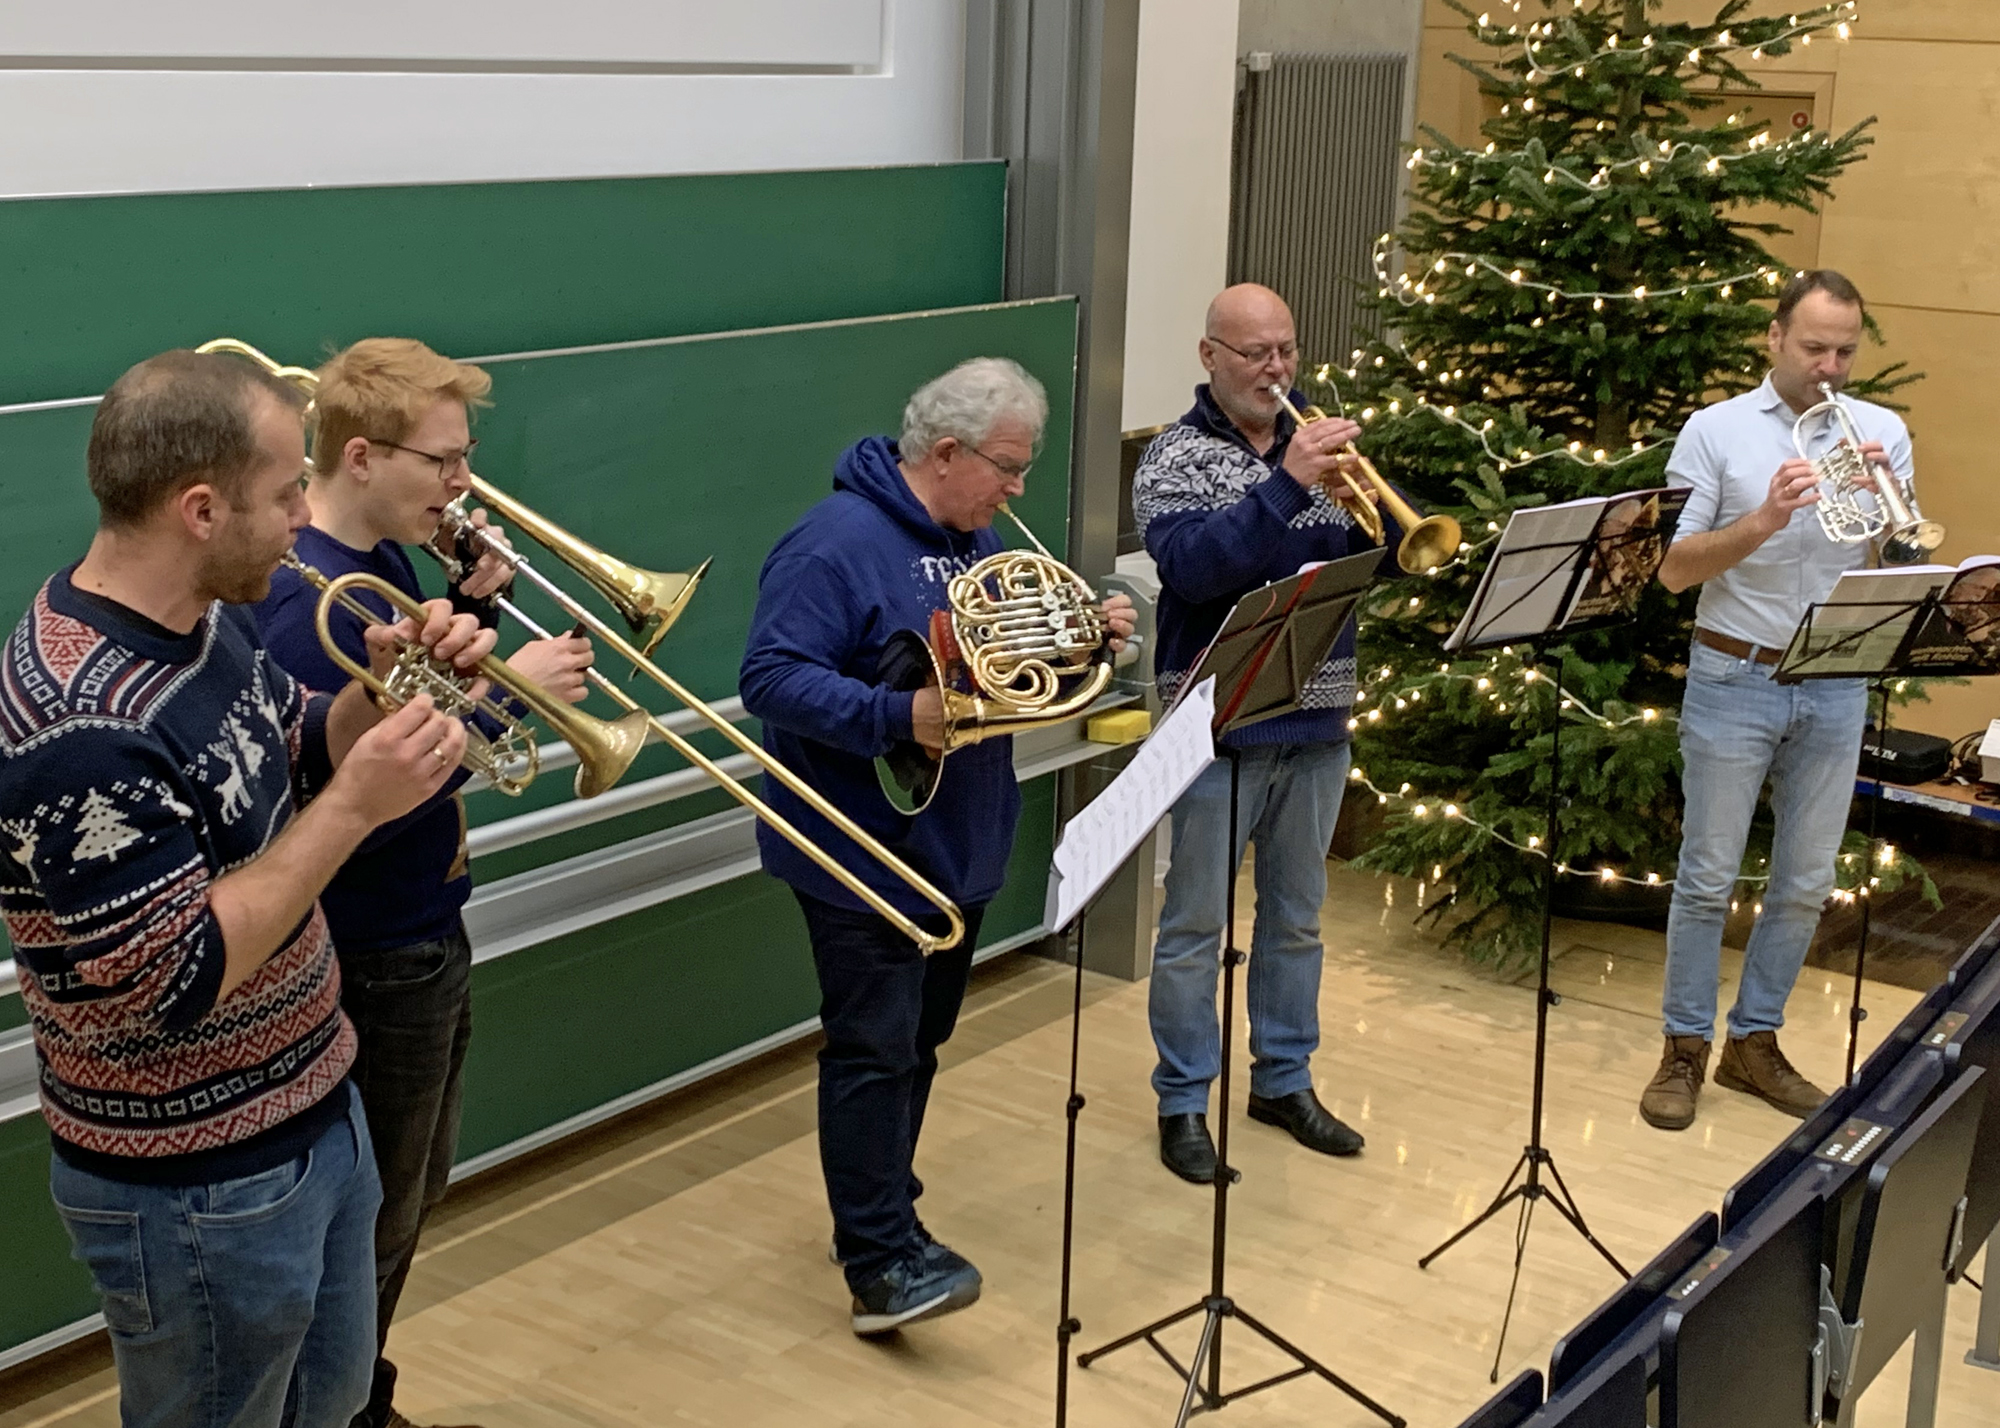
[
  {"xmin": 962, "ymin": 444, "xmax": 1034, "ymax": 482},
  {"xmin": 1206, "ymin": 335, "xmax": 1300, "ymax": 368},
  {"xmin": 370, "ymin": 437, "xmax": 478, "ymax": 478}
]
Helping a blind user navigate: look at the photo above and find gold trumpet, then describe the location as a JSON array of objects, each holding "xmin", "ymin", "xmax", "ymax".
[
  {"xmin": 1269, "ymin": 386, "xmax": 1463, "ymax": 574},
  {"xmin": 430, "ymin": 501, "xmax": 970, "ymax": 954},
  {"xmin": 876, "ymin": 504, "xmax": 1115, "ymax": 815},
  {"xmin": 281, "ymin": 554, "xmax": 650, "ymax": 799}
]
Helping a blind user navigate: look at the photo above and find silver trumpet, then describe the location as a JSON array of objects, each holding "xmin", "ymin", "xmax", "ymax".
[{"xmin": 1796, "ymin": 382, "xmax": 1944, "ymax": 566}]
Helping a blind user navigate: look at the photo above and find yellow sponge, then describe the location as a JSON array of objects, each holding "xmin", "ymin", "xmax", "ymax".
[{"xmin": 1085, "ymin": 709, "xmax": 1153, "ymax": 745}]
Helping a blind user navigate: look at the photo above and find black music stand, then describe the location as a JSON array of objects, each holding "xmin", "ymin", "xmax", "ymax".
[
  {"xmin": 1045, "ymin": 681, "xmax": 1219, "ymax": 1428},
  {"xmin": 1077, "ymin": 551, "xmax": 1404, "ymax": 1428},
  {"xmin": 1774, "ymin": 588, "xmax": 2000, "ymax": 1083},
  {"xmin": 1420, "ymin": 501, "xmax": 1675, "ymax": 1381}
]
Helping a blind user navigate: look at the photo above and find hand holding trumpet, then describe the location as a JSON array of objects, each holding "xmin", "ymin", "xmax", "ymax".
[{"xmin": 1280, "ymin": 409, "xmax": 1371, "ymax": 505}]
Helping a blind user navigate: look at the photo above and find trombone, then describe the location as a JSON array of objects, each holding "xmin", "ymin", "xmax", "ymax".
[
  {"xmin": 429, "ymin": 501, "xmax": 968, "ymax": 954},
  {"xmin": 282, "ymin": 554, "xmax": 650, "ymax": 799},
  {"xmin": 1269, "ymin": 386, "xmax": 1463, "ymax": 574},
  {"xmin": 201, "ymin": 337, "xmax": 967, "ymax": 952}
]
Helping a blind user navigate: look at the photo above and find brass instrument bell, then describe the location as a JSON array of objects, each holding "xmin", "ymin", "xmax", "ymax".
[{"xmin": 1270, "ymin": 386, "xmax": 1464, "ymax": 575}]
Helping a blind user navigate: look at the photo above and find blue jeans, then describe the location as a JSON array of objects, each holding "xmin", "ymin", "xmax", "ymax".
[
  {"xmin": 796, "ymin": 892, "xmax": 984, "ymax": 1291},
  {"xmin": 1149, "ymin": 741, "xmax": 1353, "ymax": 1116},
  {"xmin": 49, "ymin": 1082, "xmax": 383, "ymax": 1428},
  {"xmin": 1663, "ymin": 640, "xmax": 1866, "ymax": 1041}
]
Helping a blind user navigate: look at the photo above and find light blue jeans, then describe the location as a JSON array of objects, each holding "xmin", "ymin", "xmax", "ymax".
[
  {"xmin": 1663, "ymin": 640, "xmax": 1866, "ymax": 1041},
  {"xmin": 49, "ymin": 1081, "xmax": 382, "ymax": 1428},
  {"xmin": 1149, "ymin": 741, "xmax": 1352, "ymax": 1116}
]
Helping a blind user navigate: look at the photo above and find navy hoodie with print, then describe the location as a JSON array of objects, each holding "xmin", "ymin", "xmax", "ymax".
[{"xmin": 739, "ymin": 437, "xmax": 1020, "ymax": 918}]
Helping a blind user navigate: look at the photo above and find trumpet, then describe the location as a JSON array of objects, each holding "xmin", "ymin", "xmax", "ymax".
[
  {"xmin": 1269, "ymin": 386, "xmax": 1463, "ymax": 574},
  {"xmin": 202, "ymin": 337, "xmax": 967, "ymax": 952},
  {"xmin": 1796, "ymin": 382, "xmax": 1944, "ymax": 566},
  {"xmin": 280, "ymin": 554, "xmax": 649, "ymax": 799},
  {"xmin": 875, "ymin": 504, "xmax": 1115, "ymax": 815},
  {"xmin": 430, "ymin": 501, "xmax": 970, "ymax": 954}
]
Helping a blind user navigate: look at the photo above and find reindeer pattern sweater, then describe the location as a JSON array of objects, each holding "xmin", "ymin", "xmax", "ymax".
[{"xmin": 0, "ymin": 567, "xmax": 350, "ymax": 1184}]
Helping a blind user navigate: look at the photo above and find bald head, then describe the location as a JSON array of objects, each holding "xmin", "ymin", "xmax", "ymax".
[
  {"xmin": 1205, "ymin": 283, "xmax": 1293, "ymax": 342},
  {"xmin": 1199, "ymin": 283, "xmax": 1300, "ymax": 438}
]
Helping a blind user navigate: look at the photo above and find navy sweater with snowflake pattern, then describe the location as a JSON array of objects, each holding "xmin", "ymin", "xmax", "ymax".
[
  {"xmin": 1133, "ymin": 385, "xmax": 1402, "ymax": 747},
  {"xmin": 0, "ymin": 568, "xmax": 352, "ymax": 1184}
]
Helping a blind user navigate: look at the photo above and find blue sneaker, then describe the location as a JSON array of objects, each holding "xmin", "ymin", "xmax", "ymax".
[
  {"xmin": 831, "ymin": 1223, "xmax": 967, "ymax": 1272},
  {"xmin": 849, "ymin": 1249, "xmax": 982, "ymax": 1336}
]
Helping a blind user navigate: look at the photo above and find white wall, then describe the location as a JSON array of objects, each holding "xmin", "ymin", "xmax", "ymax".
[
  {"xmin": 0, "ymin": 0, "xmax": 962, "ymax": 198},
  {"xmin": 1119, "ymin": 0, "xmax": 1240, "ymax": 433}
]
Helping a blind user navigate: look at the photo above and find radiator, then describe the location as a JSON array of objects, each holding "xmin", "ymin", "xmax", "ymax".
[{"xmin": 1230, "ymin": 51, "xmax": 1408, "ymax": 371}]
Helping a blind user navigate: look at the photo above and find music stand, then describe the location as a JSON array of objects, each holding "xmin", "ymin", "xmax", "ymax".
[
  {"xmin": 1045, "ymin": 679, "xmax": 1218, "ymax": 1428},
  {"xmin": 1077, "ymin": 550, "xmax": 1404, "ymax": 1427},
  {"xmin": 1774, "ymin": 585, "xmax": 2000, "ymax": 1083},
  {"xmin": 1420, "ymin": 494, "xmax": 1682, "ymax": 1380}
]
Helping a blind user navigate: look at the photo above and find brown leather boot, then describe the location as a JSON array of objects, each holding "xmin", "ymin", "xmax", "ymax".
[
  {"xmin": 1639, "ymin": 1035, "xmax": 1712, "ymax": 1131},
  {"xmin": 1715, "ymin": 1031, "xmax": 1827, "ymax": 1118}
]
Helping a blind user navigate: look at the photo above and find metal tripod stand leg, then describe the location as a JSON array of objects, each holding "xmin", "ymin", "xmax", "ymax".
[
  {"xmin": 1077, "ymin": 750, "xmax": 1403, "ymax": 1425},
  {"xmin": 1416, "ymin": 648, "xmax": 1628, "ymax": 1379}
]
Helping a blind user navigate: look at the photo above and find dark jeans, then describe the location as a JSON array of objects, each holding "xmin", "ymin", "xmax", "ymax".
[
  {"xmin": 797, "ymin": 892, "xmax": 983, "ymax": 1291},
  {"xmin": 339, "ymin": 924, "xmax": 474, "ymax": 1428}
]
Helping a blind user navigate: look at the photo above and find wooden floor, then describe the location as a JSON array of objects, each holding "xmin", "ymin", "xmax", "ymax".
[{"xmin": 5, "ymin": 863, "xmax": 1999, "ymax": 1428}]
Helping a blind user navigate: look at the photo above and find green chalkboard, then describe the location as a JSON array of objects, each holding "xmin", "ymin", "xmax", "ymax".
[{"xmin": 0, "ymin": 164, "xmax": 1007, "ymax": 405}]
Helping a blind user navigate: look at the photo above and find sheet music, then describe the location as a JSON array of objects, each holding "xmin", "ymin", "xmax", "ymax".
[
  {"xmin": 1778, "ymin": 566, "xmax": 1949, "ymax": 676},
  {"xmin": 1044, "ymin": 677, "xmax": 1217, "ymax": 932},
  {"xmin": 1446, "ymin": 498, "xmax": 1609, "ymax": 651}
]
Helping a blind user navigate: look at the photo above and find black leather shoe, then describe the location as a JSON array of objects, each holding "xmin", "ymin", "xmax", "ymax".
[
  {"xmin": 1246, "ymin": 1090, "xmax": 1364, "ymax": 1157},
  {"xmin": 1158, "ymin": 1113, "xmax": 1217, "ymax": 1184}
]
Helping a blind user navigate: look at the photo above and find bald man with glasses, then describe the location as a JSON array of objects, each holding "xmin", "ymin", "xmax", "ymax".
[{"xmin": 1132, "ymin": 283, "xmax": 1408, "ymax": 1184}]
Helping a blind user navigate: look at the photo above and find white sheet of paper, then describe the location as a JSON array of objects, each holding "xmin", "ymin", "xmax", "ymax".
[{"xmin": 1043, "ymin": 677, "xmax": 1218, "ymax": 932}]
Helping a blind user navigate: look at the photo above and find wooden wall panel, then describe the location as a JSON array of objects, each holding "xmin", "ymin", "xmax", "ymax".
[
  {"xmin": 1821, "ymin": 39, "xmax": 2000, "ymax": 316},
  {"xmin": 1856, "ymin": 303, "xmax": 2000, "ymax": 739},
  {"xmin": 1866, "ymin": 0, "xmax": 2000, "ymax": 44}
]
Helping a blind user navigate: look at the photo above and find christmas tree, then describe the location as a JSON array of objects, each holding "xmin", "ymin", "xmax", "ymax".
[{"xmin": 1329, "ymin": 0, "xmax": 1932, "ymax": 966}]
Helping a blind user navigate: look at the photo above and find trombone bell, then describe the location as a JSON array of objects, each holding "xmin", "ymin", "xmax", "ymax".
[{"xmin": 461, "ymin": 477, "xmax": 709, "ymax": 657}]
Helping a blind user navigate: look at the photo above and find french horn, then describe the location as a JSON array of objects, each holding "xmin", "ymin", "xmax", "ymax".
[
  {"xmin": 875, "ymin": 505, "xmax": 1115, "ymax": 815},
  {"xmin": 1796, "ymin": 382, "xmax": 1944, "ymax": 566}
]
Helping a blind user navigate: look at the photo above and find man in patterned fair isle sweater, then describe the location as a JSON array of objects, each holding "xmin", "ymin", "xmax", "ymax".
[
  {"xmin": 1134, "ymin": 283, "xmax": 1406, "ymax": 1186},
  {"xmin": 254, "ymin": 338, "xmax": 592, "ymax": 1428},
  {"xmin": 0, "ymin": 350, "xmax": 497, "ymax": 1428}
]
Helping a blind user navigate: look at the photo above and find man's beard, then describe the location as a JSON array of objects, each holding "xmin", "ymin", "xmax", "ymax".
[{"xmin": 197, "ymin": 542, "xmax": 281, "ymax": 605}]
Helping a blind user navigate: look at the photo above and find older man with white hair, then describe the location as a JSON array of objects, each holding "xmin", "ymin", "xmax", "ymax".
[{"xmin": 741, "ymin": 357, "xmax": 1133, "ymax": 1336}]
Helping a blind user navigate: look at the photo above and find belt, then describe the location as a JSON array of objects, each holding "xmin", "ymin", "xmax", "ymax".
[{"xmin": 1694, "ymin": 627, "xmax": 1782, "ymax": 666}]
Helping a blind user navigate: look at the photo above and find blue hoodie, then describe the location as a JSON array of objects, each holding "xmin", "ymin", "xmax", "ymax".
[{"xmin": 740, "ymin": 437, "xmax": 1020, "ymax": 917}]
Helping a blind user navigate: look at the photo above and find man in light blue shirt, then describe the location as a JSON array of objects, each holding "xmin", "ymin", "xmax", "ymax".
[{"xmin": 1640, "ymin": 270, "xmax": 1912, "ymax": 1132}]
